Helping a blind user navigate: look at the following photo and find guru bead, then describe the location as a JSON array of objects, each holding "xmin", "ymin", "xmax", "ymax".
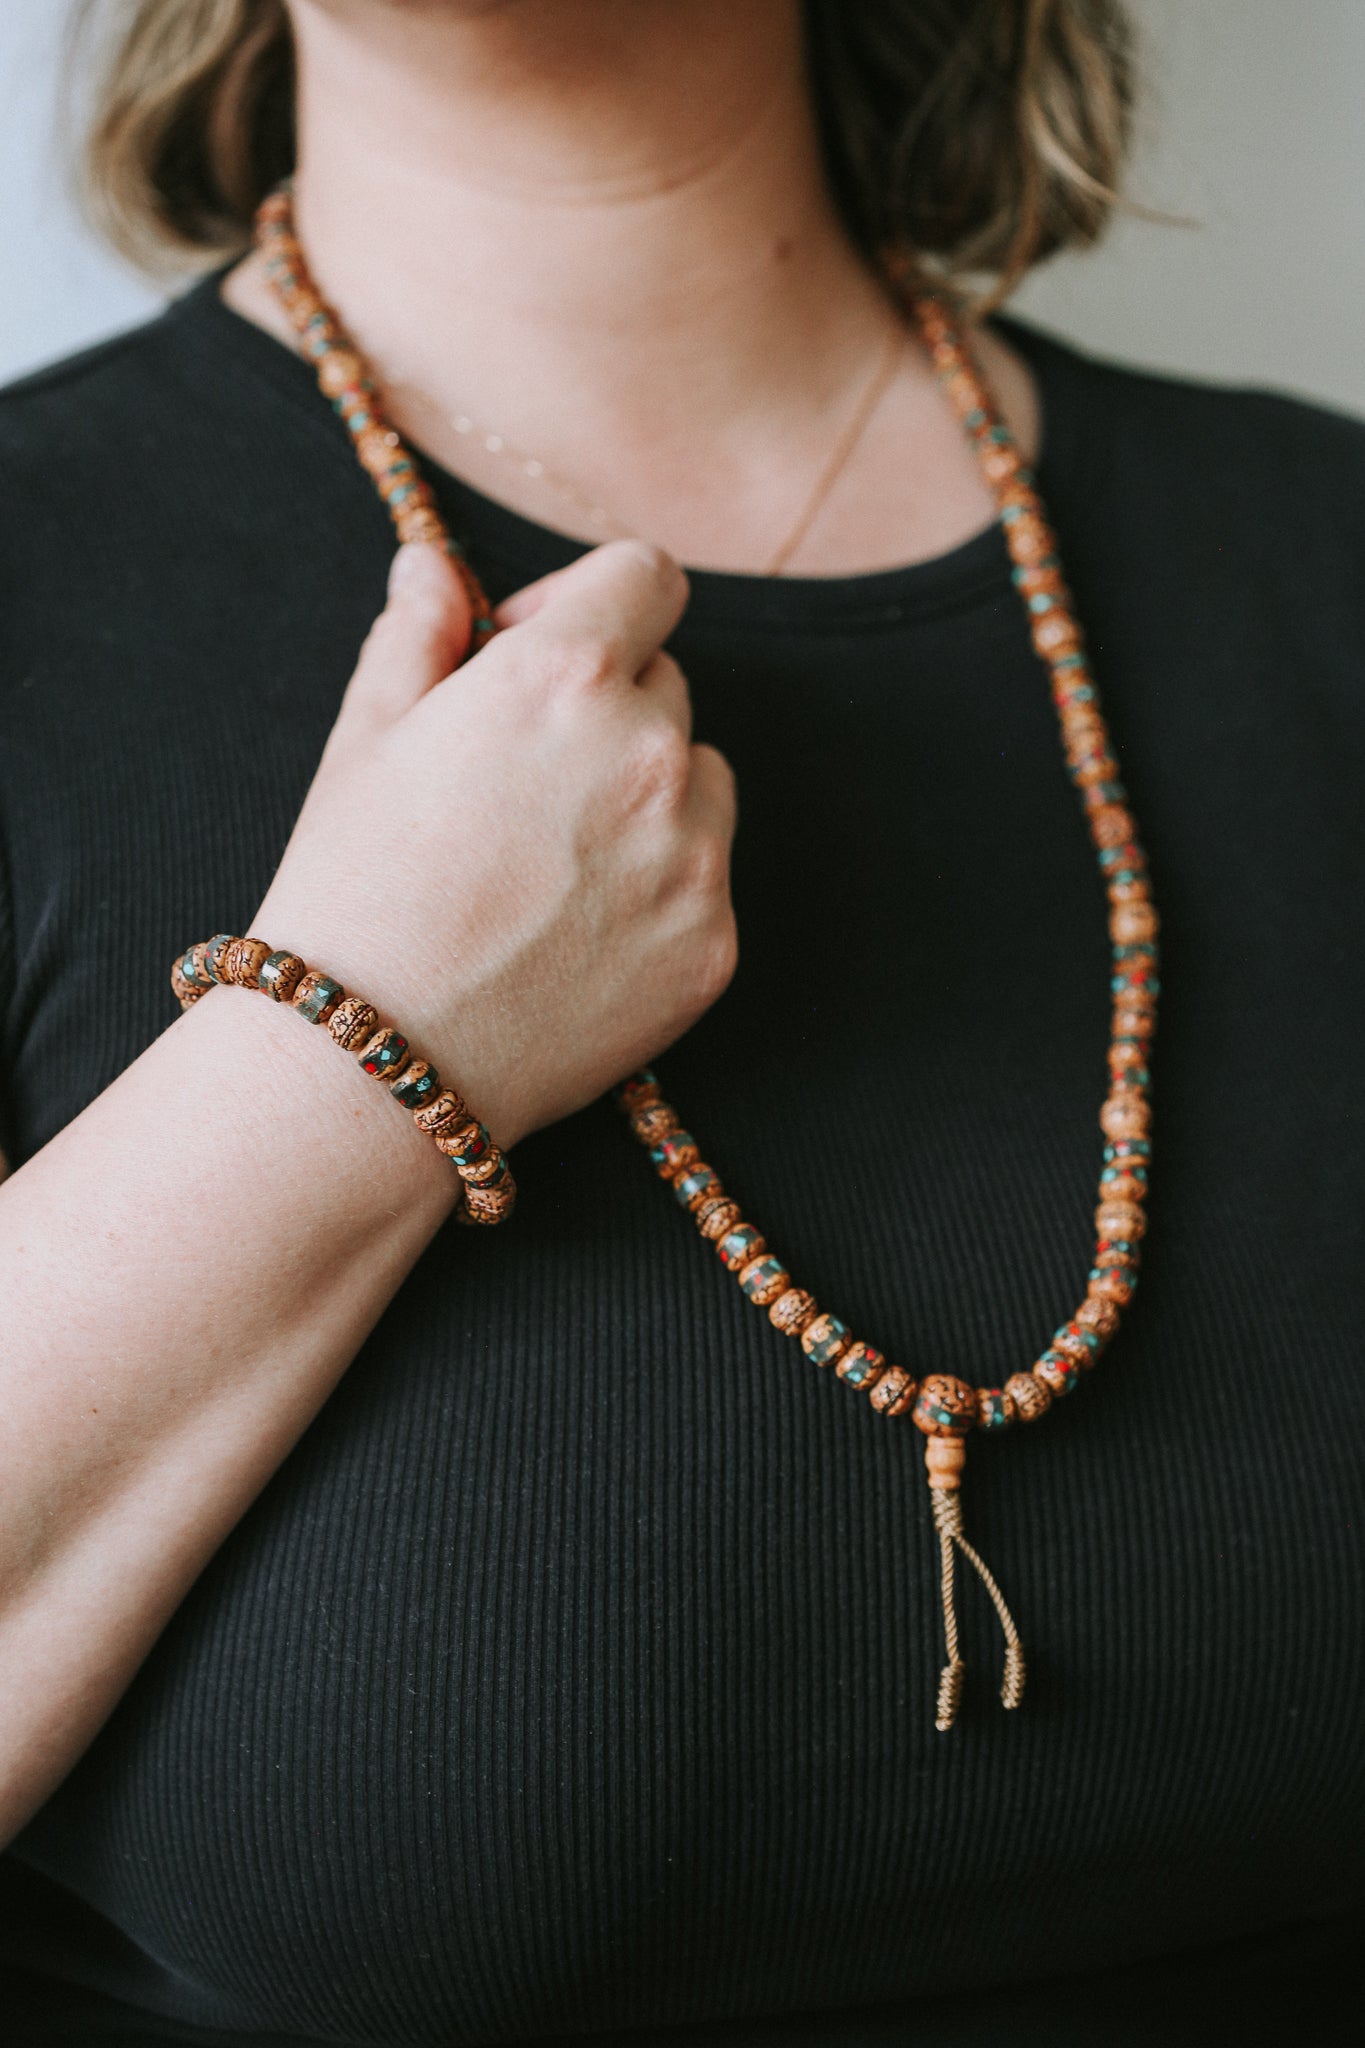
[
  {"xmin": 327, "ymin": 996, "xmax": 378, "ymax": 1050},
  {"xmin": 1005, "ymin": 1372, "xmax": 1052, "ymax": 1422},
  {"xmin": 912, "ymin": 1375, "xmax": 979, "ymax": 1435},
  {"xmin": 258, "ymin": 950, "xmax": 306, "ymax": 1002}
]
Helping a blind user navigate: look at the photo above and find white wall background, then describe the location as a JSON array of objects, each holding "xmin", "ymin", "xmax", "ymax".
[{"xmin": 1, "ymin": 0, "xmax": 1362, "ymax": 414}]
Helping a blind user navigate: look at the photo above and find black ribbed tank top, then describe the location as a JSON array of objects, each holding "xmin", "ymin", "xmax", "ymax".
[{"xmin": 0, "ymin": 281, "xmax": 1362, "ymax": 2046}]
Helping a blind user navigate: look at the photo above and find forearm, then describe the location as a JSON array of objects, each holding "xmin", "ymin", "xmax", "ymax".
[{"xmin": 0, "ymin": 981, "xmax": 461, "ymax": 1844}]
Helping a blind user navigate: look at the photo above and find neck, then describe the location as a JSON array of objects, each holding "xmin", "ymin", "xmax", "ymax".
[{"xmin": 226, "ymin": 0, "xmax": 1034, "ymax": 571}]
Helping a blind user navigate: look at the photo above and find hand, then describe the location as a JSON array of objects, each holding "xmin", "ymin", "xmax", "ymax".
[{"xmin": 250, "ymin": 539, "xmax": 738, "ymax": 1150}]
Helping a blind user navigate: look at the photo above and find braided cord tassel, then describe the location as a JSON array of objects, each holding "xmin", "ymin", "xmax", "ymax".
[{"xmin": 924, "ymin": 1436, "xmax": 1026, "ymax": 1730}]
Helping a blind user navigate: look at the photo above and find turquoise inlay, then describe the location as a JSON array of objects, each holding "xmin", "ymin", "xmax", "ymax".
[
  {"xmin": 1028, "ymin": 592, "xmax": 1056, "ymax": 614},
  {"xmin": 292, "ymin": 971, "xmax": 342, "ymax": 1022},
  {"xmin": 674, "ymin": 1168, "xmax": 717, "ymax": 1206},
  {"xmin": 964, "ymin": 407, "xmax": 987, "ymax": 429},
  {"xmin": 392, "ymin": 1064, "xmax": 440, "ymax": 1106},
  {"xmin": 978, "ymin": 1390, "xmax": 1011, "ymax": 1428}
]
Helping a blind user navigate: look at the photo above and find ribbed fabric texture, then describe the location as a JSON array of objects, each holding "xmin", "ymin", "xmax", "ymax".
[{"xmin": 0, "ymin": 285, "xmax": 1362, "ymax": 2047}]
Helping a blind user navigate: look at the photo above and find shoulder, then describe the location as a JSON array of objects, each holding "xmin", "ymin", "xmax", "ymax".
[
  {"xmin": 995, "ymin": 316, "xmax": 1365, "ymax": 652},
  {"xmin": 997, "ymin": 312, "xmax": 1365, "ymax": 518}
]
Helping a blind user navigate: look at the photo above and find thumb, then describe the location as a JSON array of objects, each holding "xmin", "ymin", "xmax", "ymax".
[{"xmin": 339, "ymin": 543, "xmax": 474, "ymax": 731}]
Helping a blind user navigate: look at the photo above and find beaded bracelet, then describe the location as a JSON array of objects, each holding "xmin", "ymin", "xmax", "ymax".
[{"xmin": 170, "ymin": 933, "xmax": 515, "ymax": 1225}]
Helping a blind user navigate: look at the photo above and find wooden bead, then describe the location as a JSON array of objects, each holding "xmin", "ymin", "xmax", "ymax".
[
  {"xmin": 258, "ymin": 950, "xmax": 306, "ymax": 1002},
  {"xmin": 202, "ymin": 932, "xmax": 237, "ymax": 983},
  {"xmin": 1075, "ymin": 1295, "xmax": 1121, "ymax": 1338},
  {"xmin": 738, "ymin": 1255, "xmax": 789, "ymax": 1307},
  {"xmin": 1005, "ymin": 1372, "xmax": 1052, "ymax": 1422},
  {"xmin": 413, "ymin": 1087, "xmax": 469, "ymax": 1136},
  {"xmin": 356, "ymin": 1026, "xmax": 411, "ymax": 1081},
  {"xmin": 924, "ymin": 1435, "xmax": 967, "ymax": 1489},
  {"xmin": 629, "ymin": 1101, "xmax": 680, "ymax": 1146},
  {"xmin": 1100, "ymin": 1092, "xmax": 1152, "ymax": 1140},
  {"xmin": 836, "ymin": 1341, "xmax": 886, "ymax": 1391},
  {"xmin": 912, "ymin": 1374, "xmax": 978, "ymax": 1436},
  {"xmin": 327, "ymin": 996, "xmax": 378, "ymax": 1050},
  {"xmin": 694, "ymin": 1197, "xmax": 743, "ymax": 1240},
  {"xmin": 291, "ymin": 969, "xmax": 343, "ymax": 1024},
  {"xmin": 768, "ymin": 1287, "xmax": 818, "ymax": 1335},
  {"xmin": 222, "ymin": 936, "xmax": 272, "ymax": 987},
  {"xmin": 800, "ymin": 1313, "xmax": 851, "ymax": 1367},
  {"xmin": 869, "ymin": 1365, "xmax": 916, "ymax": 1416}
]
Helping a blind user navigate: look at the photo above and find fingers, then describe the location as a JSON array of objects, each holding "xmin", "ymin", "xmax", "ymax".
[
  {"xmin": 683, "ymin": 742, "xmax": 738, "ymax": 846},
  {"xmin": 506, "ymin": 539, "xmax": 689, "ymax": 680},
  {"xmin": 338, "ymin": 544, "xmax": 473, "ymax": 731},
  {"xmin": 636, "ymin": 650, "xmax": 692, "ymax": 744}
]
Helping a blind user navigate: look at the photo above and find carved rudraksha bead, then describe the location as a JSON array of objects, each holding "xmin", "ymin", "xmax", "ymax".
[
  {"xmin": 769, "ymin": 1288, "xmax": 817, "ymax": 1336},
  {"xmin": 694, "ymin": 1197, "xmax": 743, "ymax": 1241},
  {"xmin": 1075, "ymin": 1295, "xmax": 1121, "ymax": 1339},
  {"xmin": 738, "ymin": 1255, "xmax": 789, "ymax": 1307},
  {"xmin": 460, "ymin": 1175, "xmax": 517, "ymax": 1226},
  {"xmin": 1110, "ymin": 902, "xmax": 1160, "ymax": 944},
  {"xmin": 837, "ymin": 1342, "xmax": 886, "ymax": 1391},
  {"xmin": 291, "ymin": 969, "xmax": 343, "ymax": 1024},
  {"xmin": 1005, "ymin": 1371, "xmax": 1052, "ymax": 1422},
  {"xmin": 629, "ymin": 1101, "xmax": 680, "ymax": 1147},
  {"xmin": 870, "ymin": 1366, "xmax": 916, "ymax": 1416},
  {"xmin": 327, "ymin": 996, "xmax": 378, "ymax": 1050},
  {"xmin": 258, "ymin": 951, "xmax": 306, "ymax": 1002},
  {"xmin": 222, "ymin": 936, "xmax": 272, "ymax": 987},
  {"xmin": 413, "ymin": 1088, "xmax": 469, "ymax": 1136},
  {"xmin": 1100, "ymin": 1091, "xmax": 1152, "ymax": 1140},
  {"xmin": 356, "ymin": 1026, "xmax": 411, "ymax": 1081},
  {"xmin": 800, "ymin": 1313, "xmax": 851, "ymax": 1368},
  {"xmin": 912, "ymin": 1374, "xmax": 979, "ymax": 1436},
  {"xmin": 614, "ymin": 1071, "xmax": 660, "ymax": 1113},
  {"xmin": 1096, "ymin": 1200, "xmax": 1146, "ymax": 1240},
  {"xmin": 1090, "ymin": 804, "xmax": 1137, "ymax": 848}
]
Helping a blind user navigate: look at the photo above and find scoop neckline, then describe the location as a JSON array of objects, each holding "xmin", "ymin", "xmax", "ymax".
[{"xmin": 168, "ymin": 270, "xmax": 1084, "ymax": 635}]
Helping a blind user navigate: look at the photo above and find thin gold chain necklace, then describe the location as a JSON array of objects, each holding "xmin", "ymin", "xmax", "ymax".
[
  {"xmin": 372, "ymin": 315, "xmax": 905, "ymax": 575},
  {"xmin": 256, "ymin": 185, "xmax": 1158, "ymax": 1730}
]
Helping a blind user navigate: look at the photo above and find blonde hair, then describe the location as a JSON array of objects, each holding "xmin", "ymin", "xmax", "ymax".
[{"xmin": 77, "ymin": 0, "xmax": 1134, "ymax": 304}]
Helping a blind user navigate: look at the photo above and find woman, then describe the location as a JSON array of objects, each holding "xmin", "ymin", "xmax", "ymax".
[{"xmin": 0, "ymin": 0, "xmax": 1360, "ymax": 2041}]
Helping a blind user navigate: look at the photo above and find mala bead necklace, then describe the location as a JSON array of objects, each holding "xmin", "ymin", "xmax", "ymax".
[{"xmin": 254, "ymin": 185, "xmax": 1157, "ymax": 1730}]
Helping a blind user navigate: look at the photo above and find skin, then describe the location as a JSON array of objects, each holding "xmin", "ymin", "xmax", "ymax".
[{"xmin": 0, "ymin": 0, "xmax": 1038, "ymax": 1844}]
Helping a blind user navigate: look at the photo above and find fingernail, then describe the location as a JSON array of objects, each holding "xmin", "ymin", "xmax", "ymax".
[{"xmin": 388, "ymin": 542, "xmax": 443, "ymax": 597}]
